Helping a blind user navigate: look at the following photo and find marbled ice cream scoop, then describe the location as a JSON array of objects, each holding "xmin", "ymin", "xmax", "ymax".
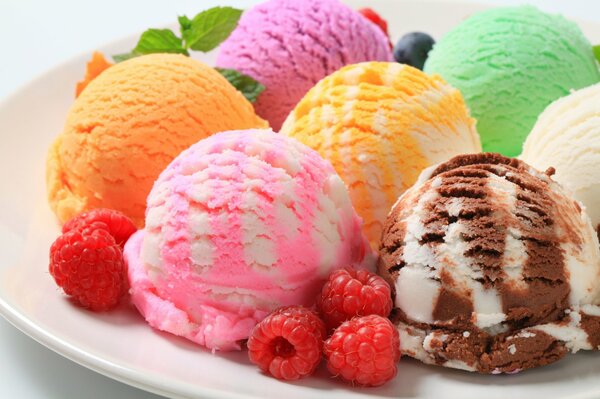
[
  {"xmin": 282, "ymin": 62, "xmax": 481, "ymax": 250},
  {"xmin": 124, "ymin": 129, "xmax": 372, "ymax": 351},
  {"xmin": 378, "ymin": 153, "xmax": 600, "ymax": 373}
]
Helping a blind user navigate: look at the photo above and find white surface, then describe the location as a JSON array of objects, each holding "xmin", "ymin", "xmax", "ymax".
[{"xmin": 2, "ymin": 0, "xmax": 600, "ymax": 398}]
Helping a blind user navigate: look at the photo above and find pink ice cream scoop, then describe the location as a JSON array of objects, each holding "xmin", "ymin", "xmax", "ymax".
[
  {"xmin": 124, "ymin": 129, "xmax": 372, "ymax": 350},
  {"xmin": 215, "ymin": 0, "xmax": 393, "ymax": 130}
]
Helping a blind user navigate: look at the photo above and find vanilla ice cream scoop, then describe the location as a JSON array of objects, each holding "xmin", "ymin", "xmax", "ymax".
[
  {"xmin": 378, "ymin": 153, "xmax": 600, "ymax": 373},
  {"xmin": 522, "ymin": 82, "xmax": 600, "ymax": 237}
]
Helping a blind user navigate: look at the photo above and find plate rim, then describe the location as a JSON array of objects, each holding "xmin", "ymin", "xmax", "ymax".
[{"xmin": 0, "ymin": 295, "xmax": 257, "ymax": 399}]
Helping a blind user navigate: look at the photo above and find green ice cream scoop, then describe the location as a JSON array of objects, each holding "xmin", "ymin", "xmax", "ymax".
[{"xmin": 424, "ymin": 6, "xmax": 600, "ymax": 156}]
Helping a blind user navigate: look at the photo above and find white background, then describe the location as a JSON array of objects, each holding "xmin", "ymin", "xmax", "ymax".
[{"xmin": 1, "ymin": 0, "xmax": 599, "ymax": 397}]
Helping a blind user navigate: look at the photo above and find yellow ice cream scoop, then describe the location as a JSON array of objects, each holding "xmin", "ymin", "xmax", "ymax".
[
  {"xmin": 47, "ymin": 53, "xmax": 267, "ymax": 227},
  {"xmin": 281, "ymin": 62, "xmax": 481, "ymax": 248}
]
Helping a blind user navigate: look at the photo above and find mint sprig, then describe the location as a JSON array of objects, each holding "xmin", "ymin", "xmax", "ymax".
[
  {"xmin": 112, "ymin": 52, "xmax": 139, "ymax": 63},
  {"xmin": 113, "ymin": 29, "xmax": 188, "ymax": 62},
  {"xmin": 183, "ymin": 7, "xmax": 243, "ymax": 52},
  {"xmin": 594, "ymin": 45, "xmax": 600, "ymax": 64},
  {"xmin": 135, "ymin": 29, "xmax": 188, "ymax": 55},
  {"xmin": 178, "ymin": 15, "xmax": 193, "ymax": 39},
  {"xmin": 111, "ymin": 7, "xmax": 264, "ymax": 103},
  {"xmin": 216, "ymin": 68, "xmax": 265, "ymax": 103},
  {"xmin": 112, "ymin": 7, "xmax": 241, "ymax": 62}
]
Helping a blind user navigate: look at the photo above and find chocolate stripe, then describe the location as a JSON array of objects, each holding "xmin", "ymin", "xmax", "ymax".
[
  {"xmin": 433, "ymin": 276, "xmax": 473, "ymax": 322},
  {"xmin": 479, "ymin": 329, "xmax": 567, "ymax": 373},
  {"xmin": 501, "ymin": 165, "xmax": 569, "ymax": 328},
  {"xmin": 580, "ymin": 313, "xmax": 600, "ymax": 349},
  {"xmin": 430, "ymin": 172, "xmax": 494, "ymax": 325}
]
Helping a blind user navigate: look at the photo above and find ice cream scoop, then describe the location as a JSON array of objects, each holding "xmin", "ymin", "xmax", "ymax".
[
  {"xmin": 424, "ymin": 6, "xmax": 600, "ymax": 157},
  {"xmin": 378, "ymin": 153, "xmax": 600, "ymax": 373},
  {"xmin": 281, "ymin": 62, "xmax": 481, "ymax": 249},
  {"xmin": 47, "ymin": 54, "xmax": 267, "ymax": 227},
  {"xmin": 124, "ymin": 129, "xmax": 372, "ymax": 351},
  {"xmin": 215, "ymin": 0, "xmax": 392, "ymax": 130},
  {"xmin": 522, "ymin": 83, "xmax": 600, "ymax": 236}
]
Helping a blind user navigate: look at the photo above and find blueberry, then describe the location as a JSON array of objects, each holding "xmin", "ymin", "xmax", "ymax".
[{"xmin": 393, "ymin": 32, "xmax": 435, "ymax": 70}]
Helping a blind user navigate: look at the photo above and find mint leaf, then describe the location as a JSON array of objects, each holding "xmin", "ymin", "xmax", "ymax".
[
  {"xmin": 178, "ymin": 15, "xmax": 193, "ymax": 46},
  {"xmin": 594, "ymin": 45, "xmax": 600, "ymax": 64},
  {"xmin": 112, "ymin": 52, "xmax": 139, "ymax": 63},
  {"xmin": 186, "ymin": 7, "xmax": 242, "ymax": 52},
  {"xmin": 133, "ymin": 28, "xmax": 188, "ymax": 55},
  {"xmin": 112, "ymin": 7, "xmax": 241, "ymax": 62},
  {"xmin": 113, "ymin": 28, "xmax": 189, "ymax": 62},
  {"xmin": 216, "ymin": 68, "xmax": 265, "ymax": 103}
]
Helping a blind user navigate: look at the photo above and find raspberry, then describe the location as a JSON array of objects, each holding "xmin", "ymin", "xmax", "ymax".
[
  {"xmin": 358, "ymin": 8, "xmax": 392, "ymax": 48},
  {"xmin": 49, "ymin": 229, "xmax": 125, "ymax": 311},
  {"xmin": 324, "ymin": 315, "xmax": 400, "ymax": 387},
  {"xmin": 62, "ymin": 208, "xmax": 136, "ymax": 248},
  {"xmin": 247, "ymin": 306, "xmax": 326, "ymax": 381},
  {"xmin": 317, "ymin": 268, "xmax": 393, "ymax": 331}
]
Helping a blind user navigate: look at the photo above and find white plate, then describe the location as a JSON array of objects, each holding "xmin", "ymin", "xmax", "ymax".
[{"xmin": 2, "ymin": 1, "xmax": 600, "ymax": 398}]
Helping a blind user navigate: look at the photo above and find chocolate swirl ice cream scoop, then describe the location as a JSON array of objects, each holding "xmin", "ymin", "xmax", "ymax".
[{"xmin": 378, "ymin": 153, "xmax": 600, "ymax": 373}]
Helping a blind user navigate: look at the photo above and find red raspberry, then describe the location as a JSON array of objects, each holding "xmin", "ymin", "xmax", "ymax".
[
  {"xmin": 49, "ymin": 229, "xmax": 125, "ymax": 311},
  {"xmin": 358, "ymin": 8, "xmax": 392, "ymax": 48},
  {"xmin": 247, "ymin": 306, "xmax": 326, "ymax": 381},
  {"xmin": 324, "ymin": 315, "xmax": 400, "ymax": 387},
  {"xmin": 62, "ymin": 208, "xmax": 136, "ymax": 248},
  {"xmin": 317, "ymin": 268, "xmax": 393, "ymax": 331}
]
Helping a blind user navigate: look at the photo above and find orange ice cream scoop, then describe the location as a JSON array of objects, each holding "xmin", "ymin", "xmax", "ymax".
[
  {"xmin": 47, "ymin": 53, "xmax": 267, "ymax": 227},
  {"xmin": 281, "ymin": 62, "xmax": 481, "ymax": 248}
]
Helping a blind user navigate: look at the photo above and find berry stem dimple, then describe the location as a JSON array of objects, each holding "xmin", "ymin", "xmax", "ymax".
[{"xmin": 272, "ymin": 337, "xmax": 295, "ymax": 358}]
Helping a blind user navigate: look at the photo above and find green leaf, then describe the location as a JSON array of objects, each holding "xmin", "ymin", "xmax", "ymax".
[
  {"xmin": 594, "ymin": 45, "xmax": 600, "ymax": 64},
  {"xmin": 112, "ymin": 52, "xmax": 140, "ymax": 63},
  {"xmin": 216, "ymin": 68, "xmax": 265, "ymax": 103},
  {"xmin": 112, "ymin": 7, "xmax": 241, "ymax": 62},
  {"xmin": 178, "ymin": 15, "xmax": 193, "ymax": 47},
  {"xmin": 186, "ymin": 7, "xmax": 242, "ymax": 52},
  {"xmin": 133, "ymin": 28, "xmax": 189, "ymax": 55}
]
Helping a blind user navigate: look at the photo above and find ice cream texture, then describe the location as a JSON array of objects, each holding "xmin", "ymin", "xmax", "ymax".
[
  {"xmin": 47, "ymin": 54, "xmax": 267, "ymax": 227},
  {"xmin": 281, "ymin": 62, "xmax": 481, "ymax": 248},
  {"xmin": 216, "ymin": 0, "xmax": 392, "ymax": 130},
  {"xmin": 424, "ymin": 6, "xmax": 600, "ymax": 157},
  {"xmin": 124, "ymin": 129, "xmax": 372, "ymax": 350},
  {"xmin": 522, "ymin": 83, "xmax": 600, "ymax": 235},
  {"xmin": 378, "ymin": 153, "xmax": 600, "ymax": 373}
]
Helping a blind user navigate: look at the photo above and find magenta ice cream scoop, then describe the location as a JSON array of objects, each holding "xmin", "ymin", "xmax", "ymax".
[{"xmin": 216, "ymin": 0, "xmax": 392, "ymax": 130}]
